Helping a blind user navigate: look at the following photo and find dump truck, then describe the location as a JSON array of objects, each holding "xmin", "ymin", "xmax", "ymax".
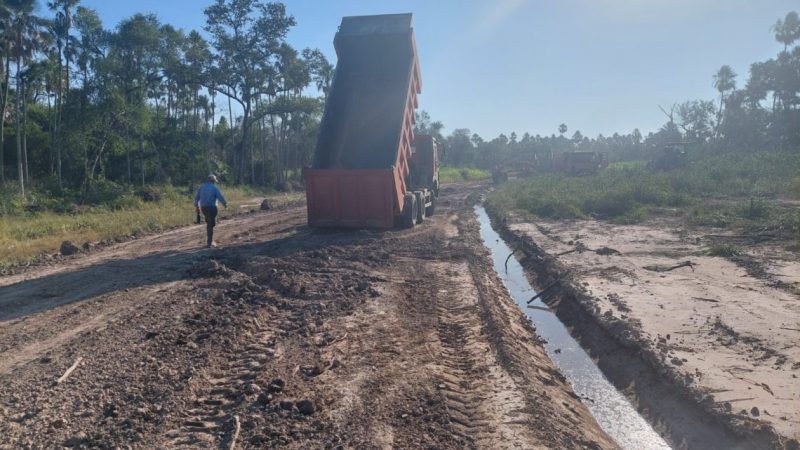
[{"xmin": 305, "ymin": 13, "xmax": 438, "ymax": 229}]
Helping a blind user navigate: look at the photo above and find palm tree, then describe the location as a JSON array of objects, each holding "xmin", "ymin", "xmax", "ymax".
[
  {"xmin": 558, "ymin": 123, "xmax": 567, "ymax": 136},
  {"xmin": 7, "ymin": 0, "xmax": 48, "ymax": 195},
  {"xmin": 772, "ymin": 11, "xmax": 800, "ymax": 52},
  {"xmin": 712, "ymin": 65, "xmax": 736, "ymax": 137},
  {"xmin": 48, "ymin": 0, "xmax": 79, "ymax": 190},
  {"xmin": 0, "ymin": 6, "xmax": 10, "ymax": 187}
]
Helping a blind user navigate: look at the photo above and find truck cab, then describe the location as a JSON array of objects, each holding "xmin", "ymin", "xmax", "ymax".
[{"xmin": 410, "ymin": 135, "xmax": 439, "ymax": 197}]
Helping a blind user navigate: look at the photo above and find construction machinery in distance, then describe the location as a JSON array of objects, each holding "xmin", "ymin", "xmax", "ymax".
[
  {"xmin": 649, "ymin": 142, "xmax": 689, "ymax": 171},
  {"xmin": 304, "ymin": 13, "xmax": 439, "ymax": 229},
  {"xmin": 553, "ymin": 151, "xmax": 609, "ymax": 175}
]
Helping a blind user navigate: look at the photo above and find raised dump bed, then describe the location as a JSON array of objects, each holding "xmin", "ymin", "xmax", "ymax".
[{"xmin": 305, "ymin": 13, "xmax": 437, "ymax": 229}]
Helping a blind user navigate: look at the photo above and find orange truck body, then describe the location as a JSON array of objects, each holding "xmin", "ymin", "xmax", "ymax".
[{"xmin": 305, "ymin": 13, "xmax": 431, "ymax": 229}]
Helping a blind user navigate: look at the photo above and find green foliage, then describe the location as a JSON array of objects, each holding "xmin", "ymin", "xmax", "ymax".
[
  {"xmin": 487, "ymin": 150, "xmax": 800, "ymax": 224},
  {"xmin": 439, "ymin": 167, "xmax": 490, "ymax": 184},
  {"xmin": 737, "ymin": 198, "xmax": 769, "ymax": 219},
  {"xmin": 607, "ymin": 160, "xmax": 647, "ymax": 170},
  {"xmin": 707, "ymin": 244, "xmax": 742, "ymax": 258}
]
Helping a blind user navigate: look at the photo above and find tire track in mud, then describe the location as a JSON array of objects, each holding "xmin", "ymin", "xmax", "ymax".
[
  {"xmin": 435, "ymin": 299, "xmax": 484, "ymax": 442},
  {"xmin": 0, "ymin": 182, "xmax": 621, "ymax": 449},
  {"xmin": 429, "ymin": 261, "xmax": 538, "ymax": 448},
  {"xmin": 163, "ymin": 322, "xmax": 281, "ymax": 448}
]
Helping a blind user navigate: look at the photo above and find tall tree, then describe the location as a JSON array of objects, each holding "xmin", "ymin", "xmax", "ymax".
[
  {"xmin": 204, "ymin": 0, "xmax": 295, "ymax": 184},
  {"xmin": 302, "ymin": 47, "xmax": 332, "ymax": 99},
  {"xmin": 48, "ymin": 0, "xmax": 78, "ymax": 190},
  {"xmin": 712, "ymin": 65, "xmax": 737, "ymax": 136},
  {"xmin": 0, "ymin": 5, "xmax": 11, "ymax": 186},
  {"xmin": 7, "ymin": 0, "xmax": 47, "ymax": 195},
  {"xmin": 112, "ymin": 13, "xmax": 161, "ymax": 185},
  {"xmin": 772, "ymin": 11, "xmax": 800, "ymax": 52}
]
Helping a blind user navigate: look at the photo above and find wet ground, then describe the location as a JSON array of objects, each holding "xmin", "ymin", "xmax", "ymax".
[
  {"xmin": 500, "ymin": 208, "xmax": 799, "ymax": 450},
  {"xmin": 0, "ymin": 182, "xmax": 616, "ymax": 449},
  {"xmin": 475, "ymin": 205, "xmax": 670, "ymax": 450}
]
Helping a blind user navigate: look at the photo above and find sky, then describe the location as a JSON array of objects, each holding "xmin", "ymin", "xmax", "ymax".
[{"xmin": 74, "ymin": 0, "xmax": 797, "ymax": 139}]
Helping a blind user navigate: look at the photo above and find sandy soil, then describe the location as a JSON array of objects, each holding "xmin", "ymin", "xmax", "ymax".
[
  {"xmin": 0, "ymin": 183, "xmax": 616, "ymax": 449},
  {"xmin": 504, "ymin": 212, "xmax": 799, "ymax": 448}
]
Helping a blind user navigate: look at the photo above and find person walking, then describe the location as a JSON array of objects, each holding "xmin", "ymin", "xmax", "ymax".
[{"xmin": 194, "ymin": 174, "xmax": 228, "ymax": 248}]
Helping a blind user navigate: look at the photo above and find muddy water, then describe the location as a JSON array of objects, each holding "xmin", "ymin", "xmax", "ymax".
[{"xmin": 475, "ymin": 206, "xmax": 671, "ymax": 450}]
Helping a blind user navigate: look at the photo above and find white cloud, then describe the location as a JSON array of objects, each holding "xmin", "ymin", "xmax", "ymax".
[
  {"xmin": 474, "ymin": 0, "xmax": 527, "ymax": 35},
  {"xmin": 581, "ymin": 0, "xmax": 750, "ymax": 24}
]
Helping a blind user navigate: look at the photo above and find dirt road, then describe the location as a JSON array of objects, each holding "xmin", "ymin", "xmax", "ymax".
[{"xmin": 0, "ymin": 183, "xmax": 615, "ymax": 449}]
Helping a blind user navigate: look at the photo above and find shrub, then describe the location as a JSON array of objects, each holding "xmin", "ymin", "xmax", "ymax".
[
  {"xmin": 707, "ymin": 244, "xmax": 742, "ymax": 258},
  {"xmin": 486, "ymin": 150, "xmax": 799, "ymax": 224},
  {"xmin": 439, "ymin": 167, "xmax": 491, "ymax": 184}
]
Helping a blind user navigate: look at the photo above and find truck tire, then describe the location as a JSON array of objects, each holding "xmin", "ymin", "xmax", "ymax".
[
  {"xmin": 425, "ymin": 194, "xmax": 436, "ymax": 217},
  {"xmin": 415, "ymin": 191, "xmax": 426, "ymax": 223},
  {"xmin": 402, "ymin": 193, "xmax": 417, "ymax": 228}
]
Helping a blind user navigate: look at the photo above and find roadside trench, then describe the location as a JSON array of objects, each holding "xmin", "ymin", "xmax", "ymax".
[
  {"xmin": 478, "ymin": 203, "xmax": 778, "ymax": 450},
  {"xmin": 475, "ymin": 204, "xmax": 671, "ymax": 450}
]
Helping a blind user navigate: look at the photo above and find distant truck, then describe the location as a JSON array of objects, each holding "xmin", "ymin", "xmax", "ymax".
[
  {"xmin": 649, "ymin": 143, "xmax": 688, "ymax": 171},
  {"xmin": 553, "ymin": 151, "xmax": 609, "ymax": 175},
  {"xmin": 304, "ymin": 14, "xmax": 438, "ymax": 229}
]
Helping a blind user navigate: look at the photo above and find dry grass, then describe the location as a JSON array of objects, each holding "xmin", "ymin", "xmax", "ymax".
[{"xmin": 0, "ymin": 188, "xmax": 303, "ymax": 268}]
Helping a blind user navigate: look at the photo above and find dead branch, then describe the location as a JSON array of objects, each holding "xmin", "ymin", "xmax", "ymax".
[
  {"xmin": 720, "ymin": 397, "xmax": 756, "ymax": 403},
  {"xmin": 56, "ymin": 357, "xmax": 83, "ymax": 384},
  {"xmin": 527, "ymin": 304, "xmax": 551, "ymax": 312},
  {"xmin": 555, "ymin": 242, "xmax": 591, "ymax": 257},
  {"xmin": 227, "ymin": 415, "xmax": 241, "ymax": 450},
  {"xmin": 644, "ymin": 261, "xmax": 696, "ymax": 272},
  {"xmin": 691, "ymin": 297, "xmax": 720, "ymax": 303},
  {"xmin": 504, "ymin": 248, "xmax": 518, "ymax": 272},
  {"xmin": 528, "ymin": 280, "xmax": 560, "ymax": 304}
]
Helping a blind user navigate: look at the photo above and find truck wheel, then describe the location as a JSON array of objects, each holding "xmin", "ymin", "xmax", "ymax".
[
  {"xmin": 402, "ymin": 193, "xmax": 417, "ymax": 228},
  {"xmin": 415, "ymin": 191, "xmax": 426, "ymax": 223},
  {"xmin": 426, "ymin": 194, "xmax": 436, "ymax": 216}
]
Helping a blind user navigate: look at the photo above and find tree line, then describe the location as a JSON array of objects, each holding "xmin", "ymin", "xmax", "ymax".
[
  {"xmin": 0, "ymin": 0, "xmax": 333, "ymax": 199},
  {"xmin": 421, "ymin": 11, "xmax": 800, "ymax": 170},
  {"xmin": 1, "ymin": 4, "xmax": 797, "ymax": 203}
]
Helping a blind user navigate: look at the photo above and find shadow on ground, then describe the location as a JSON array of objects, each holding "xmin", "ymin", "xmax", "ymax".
[{"xmin": 0, "ymin": 225, "xmax": 387, "ymax": 322}]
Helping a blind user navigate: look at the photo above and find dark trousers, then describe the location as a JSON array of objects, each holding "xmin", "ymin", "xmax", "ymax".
[{"xmin": 201, "ymin": 206, "xmax": 218, "ymax": 245}]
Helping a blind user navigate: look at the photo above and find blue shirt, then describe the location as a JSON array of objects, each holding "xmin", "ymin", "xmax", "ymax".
[{"xmin": 194, "ymin": 182, "xmax": 227, "ymax": 208}]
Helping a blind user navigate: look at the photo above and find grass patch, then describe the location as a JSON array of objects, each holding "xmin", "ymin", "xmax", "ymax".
[
  {"xmin": 607, "ymin": 160, "xmax": 647, "ymax": 170},
  {"xmin": 439, "ymin": 167, "xmax": 491, "ymax": 184},
  {"xmin": 707, "ymin": 244, "xmax": 743, "ymax": 258},
  {"xmin": 0, "ymin": 185, "xmax": 291, "ymax": 268},
  {"xmin": 487, "ymin": 150, "xmax": 799, "ymax": 225}
]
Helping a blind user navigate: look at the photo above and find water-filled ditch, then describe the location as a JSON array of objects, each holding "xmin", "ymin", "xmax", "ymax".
[{"xmin": 475, "ymin": 205, "xmax": 671, "ymax": 450}]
